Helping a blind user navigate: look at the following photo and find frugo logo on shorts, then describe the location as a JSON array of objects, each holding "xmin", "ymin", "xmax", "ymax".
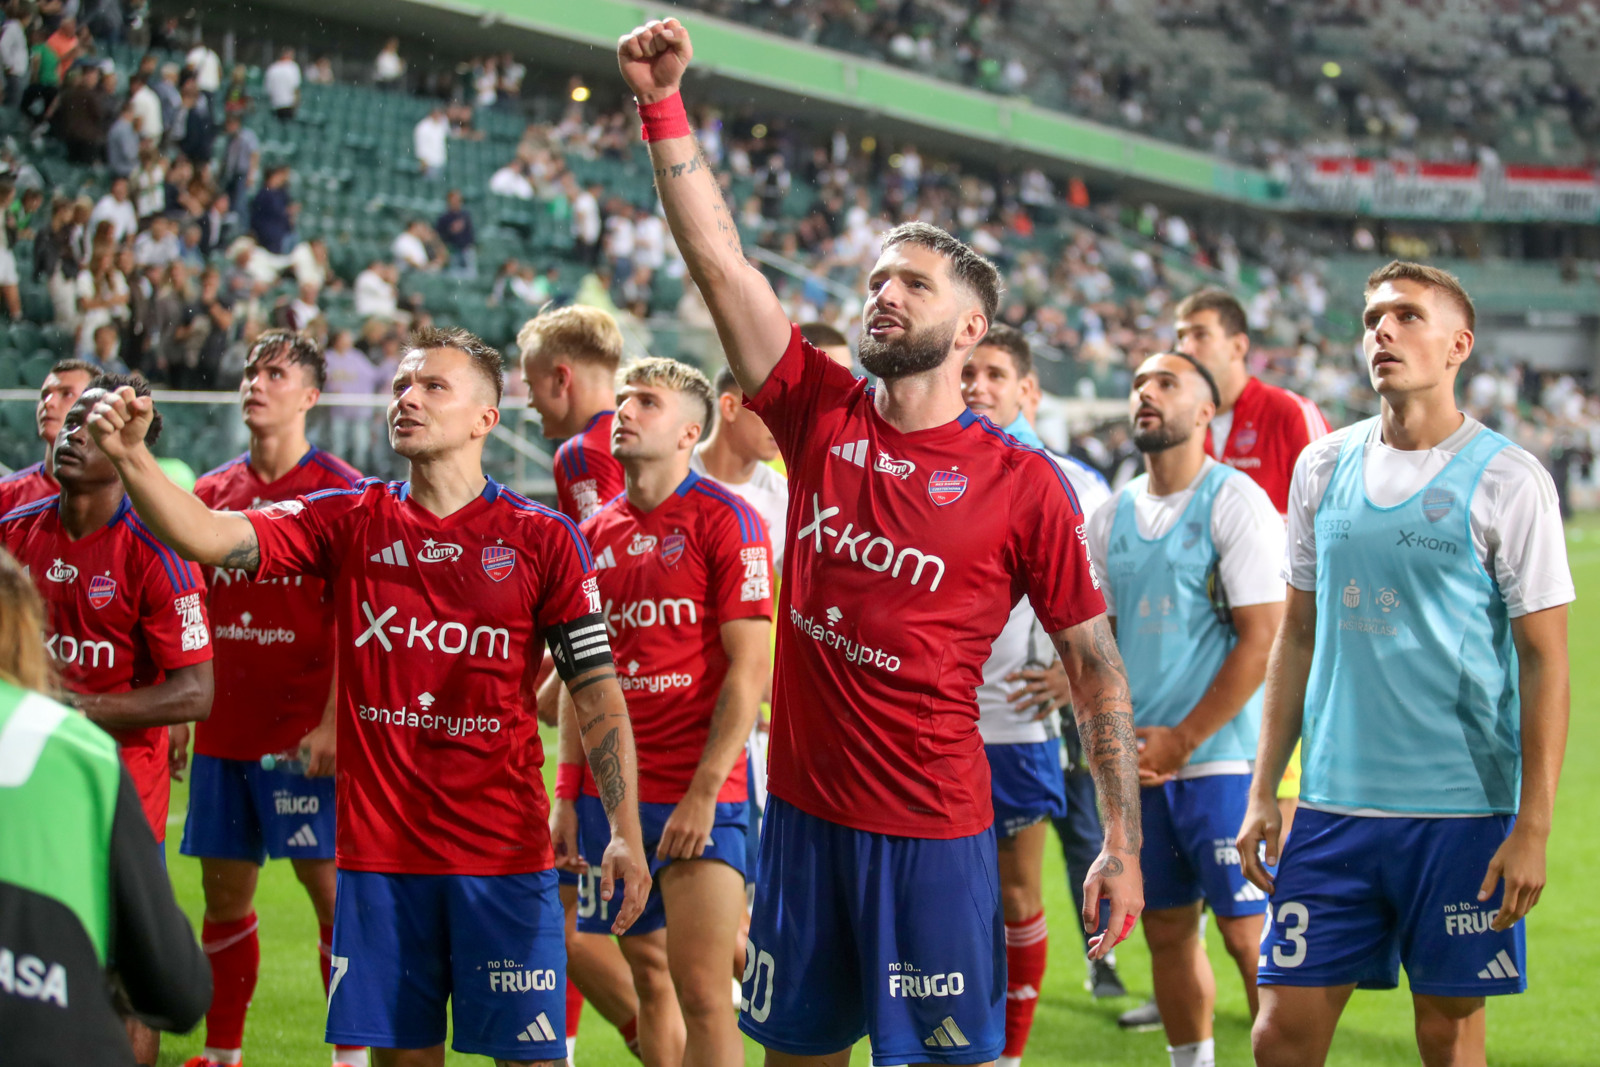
[
  {"xmin": 487, "ymin": 964, "xmax": 558, "ymax": 993},
  {"xmin": 273, "ymin": 791, "xmax": 319, "ymax": 815},
  {"xmin": 887, "ymin": 962, "xmax": 966, "ymax": 999},
  {"xmin": 354, "ymin": 600, "xmax": 510, "ymax": 659}
]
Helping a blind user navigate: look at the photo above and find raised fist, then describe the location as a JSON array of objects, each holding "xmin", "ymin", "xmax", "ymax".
[
  {"xmin": 86, "ymin": 385, "xmax": 154, "ymax": 462},
  {"xmin": 617, "ymin": 18, "xmax": 692, "ymax": 105}
]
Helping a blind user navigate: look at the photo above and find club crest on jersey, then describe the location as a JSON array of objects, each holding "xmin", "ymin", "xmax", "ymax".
[
  {"xmin": 660, "ymin": 533, "xmax": 686, "ymax": 567},
  {"xmin": 927, "ymin": 470, "xmax": 967, "ymax": 506},
  {"xmin": 417, "ymin": 539, "xmax": 463, "ymax": 564},
  {"xmin": 87, "ymin": 574, "xmax": 117, "ymax": 609},
  {"xmin": 628, "ymin": 532, "xmax": 659, "ymax": 556},
  {"xmin": 1422, "ymin": 487, "xmax": 1455, "ymax": 523},
  {"xmin": 45, "ymin": 558, "xmax": 78, "ymax": 583},
  {"xmin": 1234, "ymin": 426, "xmax": 1258, "ymax": 454},
  {"xmin": 482, "ymin": 545, "xmax": 517, "ymax": 582}
]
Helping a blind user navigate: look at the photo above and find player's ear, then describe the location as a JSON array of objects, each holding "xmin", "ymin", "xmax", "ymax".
[
  {"xmin": 302, "ymin": 387, "xmax": 321, "ymax": 413},
  {"xmin": 475, "ymin": 402, "xmax": 501, "ymax": 439},
  {"xmin": 956, "ymin": 306, "xmax": 988, "ymax": 355},
  {"xmin": 1447, "ymin": 327, "xmax": 1474, "ymax": 372}
]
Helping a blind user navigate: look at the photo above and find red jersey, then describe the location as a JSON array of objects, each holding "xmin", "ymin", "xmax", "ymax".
[
  {"xmin": 0, "ymin": 461, "xmax": 58, "ymax": 515},
  {"xmin": 192, "ymin": 447, "xmax": 363, "ymax": 760},
  {"xmin": 747, "ymin": 328, "xmax": 1105, "ymax": 838},
  {"xmin": 0, "ymin": 495, "xmax": 212, "ymax": 840},
  {"xmin": 554, "ymin": 411, "xmax": 625, "ymax": 522},
  {"xmin": 245, "ymin": 477, "xmax": 600, "ymax": 876},
  {"xmin": 580, "ymin": 471, "xmax": 773, "ymax": 805},
  {"xmin": 1206, "ymin": 377, "xmax": 1329, "ymax": 516}
]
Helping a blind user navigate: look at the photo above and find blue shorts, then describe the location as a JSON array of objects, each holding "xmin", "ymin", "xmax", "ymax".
[
  {"xmin": 574, "ymin": 793, "xmax": 749, "ymax": 936},
  {"xmin": 1258, "ymin": 809, "xmax": 1526, "ymax": 997},
  {"xmin": 740, "ymin": 797, "xmax": 1004, "ymax": 1065},
  {"xmin": 986, "ymin": 741, "xmax": 1067, "ymax": 838},
  {"xmin": 180, "ymin": 753, "xmax": 336, "ymax": 863},
  {"xmin": 326, "ymin": 869, "xmax": 566, "ymax": 1057},
  {"xmin": 1142, "ymin": 774, "xmax": 1267, "ymax": 917}
]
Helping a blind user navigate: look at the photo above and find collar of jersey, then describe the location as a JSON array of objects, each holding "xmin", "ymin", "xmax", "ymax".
[{"xmin": 861, "ymin": 386, "xmax": 982, "ymax": 441}]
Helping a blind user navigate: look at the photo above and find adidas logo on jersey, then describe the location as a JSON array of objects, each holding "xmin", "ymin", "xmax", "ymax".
[
  {"xmin": 594, "ymin": 546, "xmax": 617, "ymax": 570},
  {"xmin": 830, "ymin": 439, "xmax": 868, "ymax": 466},
  {"xmin": 287, "ymin": 824, "xmax": 318, "ymax": 848},
  {"xmin": 370, "ymin": 540, "xmax": 408, "ymax": 566},
  {"xmin": 923, "ymin": 1016, "xmax": 971, "ymax": 1049},
  {"xmin": 1478, "ymin": 950, "xmax": 1520, "ymax": 981},
  {"xmin": 515, "ymin": 1012, "xmax": 558, "ymax": 1043}
]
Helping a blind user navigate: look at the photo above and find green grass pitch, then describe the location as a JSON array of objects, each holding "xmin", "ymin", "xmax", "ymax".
[{"xmin": 157, "ymin": 513, "xmax": 1600, "ymax": 1066}]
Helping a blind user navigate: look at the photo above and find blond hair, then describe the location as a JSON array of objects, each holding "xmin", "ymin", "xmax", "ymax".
[
  {"xmin": 619, "ymin": 357, "xmax": 716, "ymax": 433},
  {"xmin": 0, "ymin": 547, "xmax": 52, "ymax": 694},
  {"xmin": 517, "ymin": 305, "xmax": 624, "ymax": 372},
  {"xmin": 1365, "ymin": 260, "xmax": 1476, "ymax": 332}
]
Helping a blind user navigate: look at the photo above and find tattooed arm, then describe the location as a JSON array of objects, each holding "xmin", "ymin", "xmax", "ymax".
[
  {"xmin": 85, "ymin": 386, "xmax": 261, "ymax": 572},
  {"xmin": 567, "ymin": 665, "xmax": 651, "ymax": 934},
  {"xmin": 617, "ymin": 19, "xmax": 792, "ymax": 395},
  {"xmin": 1053, "ymin": 613, "xmax": 1145, "ymax": 958}
]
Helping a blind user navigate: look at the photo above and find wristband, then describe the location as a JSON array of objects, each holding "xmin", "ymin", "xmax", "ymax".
[
  {"xmin": 637, "ymin": 92, "xmax": 692, "ymax": 142},
  {"xmin": 555, "ymin": 763, "xmax": 583, "ymax": 801}
]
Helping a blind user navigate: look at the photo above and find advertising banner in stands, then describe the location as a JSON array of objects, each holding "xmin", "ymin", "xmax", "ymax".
[{"xmin": 1293, "ymin": 158, "xmax": 1600, "ymax": 221}]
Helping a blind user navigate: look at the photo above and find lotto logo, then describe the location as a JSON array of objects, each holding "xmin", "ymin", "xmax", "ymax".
[
  {"xmin": 45, "ymin": 559, "xmax": 77, "ymax": 583},
  {"xmin": 417, "ymin": 538, "xmax": 463, "ymax": 564}
]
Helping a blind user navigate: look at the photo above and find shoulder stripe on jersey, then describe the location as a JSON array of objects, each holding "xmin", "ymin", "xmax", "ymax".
[
  {"xmin": 554, "ymin": 438, "xmax": 579, "ymax": 481},
  {"xmin": 689, "ymin": 480, "xmax": 764, "ymax": 543},
  {"xmin": 1291, "ymin": 391, "xmax": 1329, "ymax": 441},
  {"xmin": 0, "ymin": 493, "xmax": 59, "ymax": 523},
  {"xmin": 198, "ymin": 453, "xmax": 250, "ymax": 481},
  {"xmin": 973, "ymin": 416, "xmax": 1084, "ymax": 516},
  {"xmin": 306, "ymin": 450, "xmax": 364, "ymax": 487},
  {"xmin": 304, "ymin": 477, "xmax": 383, "ymax": 503},
  {"xmin": 0, "ymin": 461, "xmax": 44, "ymax": 484},
  {"xmin": 123, "ymin": 514, "xmax": 198, "ymax": 594},
  {"xmin": 501, "ymin": 489, "xmax": 595, "ymax": 571}
]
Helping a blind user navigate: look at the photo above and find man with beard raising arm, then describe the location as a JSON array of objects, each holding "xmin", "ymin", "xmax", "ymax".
[{"xmin": 619, "ymin": 18, "xmax": 1142, "ymax": 1067}]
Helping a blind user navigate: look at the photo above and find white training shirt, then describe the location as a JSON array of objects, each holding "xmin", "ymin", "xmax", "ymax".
[
  {"xmin": 977, "ymin": 453, "xmax": 1111, "ymax": 745},
  {"xmin": 689, "ymin": 448, "xmax": 789, "ymax": 569},
  {"xmin": 1086, "ymin": 456, "xmax": 1287, "ymax": 618},
  {"xmin": 263, "ymin": 59, "xmax": 301, "ymax": 109},
  {"xmin": 1284, "ymin": 416, "xmax": 1574, "ymax": 617}
]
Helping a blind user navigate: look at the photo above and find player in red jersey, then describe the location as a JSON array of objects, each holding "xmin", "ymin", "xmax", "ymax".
[
  {"xmin": 519, "ymin": 303, "xmax": 644, "ymax": 1061},
  {"xmin": 87, "ymin": 326, "xmax": 651, "ymax": 1067},
  {"xmin": 554, "ymin": 358, "xmax": 773, "ymax": 1067},
  {"xmin": 521, "ymin": 305, "xmax": 628, "ymax": 523},
  {"xmin": 1174, "ymin": 288, "xmax": 1330, "ymax": 517},
  {"xmin": 619, "ymin": 19, "xmax": 1141, "ymax": 1065},
  {"xmin": 0, "ymin": 371, "xmax": 215, "ymax": 1067},
  {"xmin": 175, "ymin": 331, "xmax": 367, "ymax": 1067},
  {"xmin": 0, "ymin": 358, "xmax": 96, "ymax": 514}
]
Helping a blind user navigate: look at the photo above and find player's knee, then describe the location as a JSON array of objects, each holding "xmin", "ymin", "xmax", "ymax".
[
  {"xmin": 1252, "ymin": 1005, "xmax": 1311, "ymax": 1067},
  {"xmin": 1217, "ymin": 915, "xmax": 1264, "ymax": 962},
  {"xmin": 999, "ymin": 882, "xmax": 1042, "ymax": 922},
  {"xmin": 672, "ymin": 971, "xmax": 732, "ymax": 1020},
  {"xmin": 1141, "ymin": 906, "xmax": 1201, "ymax": 951},
  {"xmin": 1413, "ymin": 996, "xmax": 1483, "ymax": 1060}
]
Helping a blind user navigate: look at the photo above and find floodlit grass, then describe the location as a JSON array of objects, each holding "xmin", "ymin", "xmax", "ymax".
[{"xmin": 158, "ymin": 513, "xmax": 1600, "ymax": 1066}]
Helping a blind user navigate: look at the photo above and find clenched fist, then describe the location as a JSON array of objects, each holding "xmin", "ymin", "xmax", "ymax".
[
  {"xmin": 617, "ymin": 18, "xmax": 692, "ymax": 105},
  {"xmin": 86, "ymin": 385, "xmax": 155, "ymax": 462}
]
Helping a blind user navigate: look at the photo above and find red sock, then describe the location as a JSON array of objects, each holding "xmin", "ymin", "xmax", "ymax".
[
  {"xmin": 201, "ymin": 912, "xmax": 260, "ymax": 1052},
  {"xmin": 1003, "ymin": 911, "xmax": 1049, "ymax": 1058},
  {"xmin": 565, "ymin": 977, "xmax": 584, "ymax": 1038},
  {"xmin": 316, "ymin": 922, "xmax": 364, "ymax": 1055},
  {"xmin": 619, "ymin": 1015, "xmax": 641, "ymax": 1059}
]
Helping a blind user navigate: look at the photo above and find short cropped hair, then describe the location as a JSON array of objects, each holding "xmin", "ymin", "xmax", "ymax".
[
  {"xmin": 1175, "ymin": 288, "xmax": 1248, "ymax": 338},
  {"xmin": 407, "ymin": 326, "xmax": 504, "ymax": 406},
  {"xmin": 1364, "ymin": 260, "xmax": 1476, "ymax": 332},
  {"xmin": 247, "ymin": 329, "xmax": 326, "ymax": 390},
  {"xmin": 46, "ymin": 358, "xmax": 100, "ymax": 381},
  {"xmin": 619, "ymin": 357, "xmax": 716, "ymax": 435},
  {"xmin": 517, "ymin": 305, "xmax": 624, "ymax": 373},
  {"xmin": 976, "ymin": 322, "xmax": 1032, "ymax": 379},
  {"xmin": 712, "ymin": 365, "xmax": 740, "ymax": 397},
  {"xmin": 799, "ymin": 321, "xmax": 848, "ymax": 350},
  {"xmin": 879, "ymin": 221, "xmax": 1002, "ymax": 325},
  {"xmin": 88, "ymin": 372, "xmax": 162, "ymax": 446}
]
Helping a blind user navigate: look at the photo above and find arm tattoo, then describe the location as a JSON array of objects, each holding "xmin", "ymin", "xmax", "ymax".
[
  {"xmin": 1069, "ymin": 617, "xmax": 1142, "ymax": 850},
  {"xmin": 579, "ymin": 711, "xmax": 605, "ymax": 734},
  {"xmin": 567, "ymin": 671, "xmax": 613, "ymax": 698},
  {"xmin": 587, "ymin": 727, "xmax": 626, "ymax": 817},
  {"xmin": 220, "ymin": 531, "xmax": 260, "ymax": 572}
]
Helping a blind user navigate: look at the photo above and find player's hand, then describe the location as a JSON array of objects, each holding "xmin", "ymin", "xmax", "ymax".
[
  {"xmin": 1479, "ymin": 822, "xmax": 1547, "ymax": 930},
  {"xmin": 1005, "ymin": 660, "xmax": 1071, "ymax": 720},
  {"xmin": 550, "ymin": 798, "xmax": 587, "ymax": 874},
  {"xmin": 599, "ymin": 831, "xmax": 652, "ymax": 935},
  {"xmin": 1136, "ymin": 725, "xmax": 1189, "ymax": 784},
  {"xmin": 167, "ymin": 722, "xmax": 190, "ymax": 781},
  {"xmin": 1082, "ymin": 847, "xmax": 1143, "ymax": 959},
  {"xmin": 298, "ymin": 720, "xmax": 336, "ymax": 778},
  {"xmin": 658, "ymin": 790, "xmax": 716, "ymax": 860},
  {"xmin": 1236, "ymin": 790, "xmax": 1283, "ymax": 893},
  {"xmin": 85, "ymin": 385, "xmax": 154, "ymax": 462},
  {"xmin": 617, "ymin": 18, "xmax": 692, "ymax": 106}
]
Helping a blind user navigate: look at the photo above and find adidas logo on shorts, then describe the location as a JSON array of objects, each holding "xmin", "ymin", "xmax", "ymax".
[
  {"xmin": 516, "ymin": 1013, "xmax": 558, "ymax": 1043},
  {"xmin": 287, "ymin": 824, "xmax": 318, "ymax": 848},
  {"xmin": 1477, "ymin": 950, "xmax": 1520, "ymax": 981},
  {"xmin": 1233, "ymin": 882, "xmax": 1267, "ymax": 903},
  {"xmin": 923, "ymin": 1016, "xmax": 970, "ymax": 1049}
]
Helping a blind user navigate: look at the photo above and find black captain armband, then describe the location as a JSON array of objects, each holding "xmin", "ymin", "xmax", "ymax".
[{"xmin": 546, "ymin": 613, "xmax": 614, "ymax": 681}]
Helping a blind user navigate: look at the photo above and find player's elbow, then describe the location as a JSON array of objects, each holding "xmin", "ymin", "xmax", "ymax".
[{"xmin": 176, "ymin": 667, "xmax": 214, "ymax": 722}]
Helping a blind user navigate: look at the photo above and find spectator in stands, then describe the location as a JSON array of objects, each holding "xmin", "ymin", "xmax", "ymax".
[
  {"xmin": 89, "ymin": 320, "xmax": 120, "ymax": 369},
  {"xmin": 73, "ymin": 247, "xmax": 128, "ymax": 357},
  {"xmin": 0, "ymin": 1, "xmax": 29, "ymax": 109},
  {"xmin": 128, "ymin": 68, "xmax": 161, "ymax": 143},
  {"xmin": 248, "ymin": 165, "xmax": 295, "ymax": 255},
  {"xmin": 617, "ymin": 261, "xmax": 654, "ymax": 319},
  {"xmin": 175, "ymin": 221, "xmax": 203, "ymax": 268},
  {"xmin": 53, "ymin": 64, "xmax": 105, "ymax": 164},
  {"xmin": 176, "ymin": 75, "xmax": 216, "ymax": 163},
  {"xmin": 436, "ymin": 188, "xmax": 476, "ymax": 279},
  {"xmin": 498, "ymin": 51, "xmax": 524, "ymax": 105},
  {"xmin": 323, "ymin": 326, "xmax": 379, "ymax": 467},
  {"xmin": 756, "ymin": 153, "xmax": 790, "ymax": 219},
  {"xmin": 373, "ymin": 36, "xmax": 403, "ymax": 90},
  {"xmin": 21, "ymin": 20, "xmax": 58, "ymax": 125},
  {"xmin": 131, "ymin": 141, "xmax": 164, "ymax": 220},
  {"xmin": 507, "ymin": 260, "xmax": 552, "ymax": 307},
  {"xmin": 197, "ymin": 190, "xmax": 228, "ymax": 257},
  {"xmin": 392, "ymin": 218, "xmax": 442, "ymax": 273},
  {"xmin": 219, "ymin": 112, "xmax": 259, "ymax": 216},
  {"xmin": 353, "ymin": 258, "xmax": 401, "ymax": 321},
  {"xmin": 169, "ymin": 264, "xmax": 231, "ymax": 388},
  {"xmin": 489, "ymin": 157, "xmax": 534, "ymax": 199},
  {"xmin": 571, "ymin": 177, "xmax": 601, "ymax": 264},
  {"xmin": 152, "ymin": 60, "xmax": 179, "ymax": 140},
  {"xmin": 305, "ymin": 55, "xmax": 333, "ymax": 86},
  {"xmin": 414, "ymin": 102, "xmax": 448, "ymax": 179},
  {"xmin": 285, "ymin": 280, "xmax": 319, "ymax": 331},
  {"xmin": 133, "ymin": 214, "xmax": 179, "ymax": 268},
  {"xmin": 88, "ymin": 175, "xmax": 136, "ymax": 245},
  {"xmin": 184, "ymin": 35, "xmax": 220, "ymax": 94},
  {"xmin": 105, "ymin": 95, "xmax": 139, "ymax": 177},
  {"xmin": 0, "ymin": 179, "xmax": 16, "ymax": 320},
  {"xmin": 603, "ymin": 198, "xmax": 635, "ymax": 275},
  {"xmin": 44, "ymin": 14, "xmax": 76, "ymax": 73},
  {"xmin": 263, "ymin": 46, "xmax": 300, "ymax": 120}
]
